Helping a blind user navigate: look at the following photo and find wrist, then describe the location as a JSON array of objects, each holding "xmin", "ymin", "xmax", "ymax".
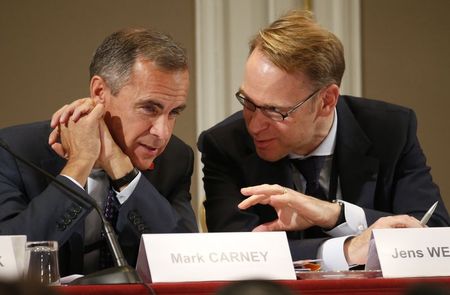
[
  {"xmin": 61, "ymin": 158, "xmax": 96, "ymax": 187},
  {"xmin": 323, "ymin": 201, "xmax": 344, "ymax": 229},
  {"xmin": 110, "ymin": 167, "xmax": 139, "ymax": 191},
  {"xmin": 332, "ymin": 200, "xmax": 346, "ymax": 227},
  {"xmin": 343, "ymin": 236, "xmax": 354, "ymax": 264},
  {"xmin": 103, "ymin": 153, "xmax": 134, "ymax": 180}
]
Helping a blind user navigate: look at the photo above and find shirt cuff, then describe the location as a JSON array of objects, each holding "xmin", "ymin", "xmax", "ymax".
[
  {"xmin": 325, "ymin": 201, "xmax": 368, "ymax": 237},
  {"xmin": 318, "ymin": 236, "xmax": 353, "ymax": 271},
  {"xmin": 113, "ymin": 171, "xmax": 142, "ymax": 205},
  {"xmin": 61, "ymin": 174, "xmax": 85, "ymax": 190}
]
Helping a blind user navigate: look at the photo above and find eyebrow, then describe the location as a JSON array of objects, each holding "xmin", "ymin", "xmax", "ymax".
[
  {"xmin": 136, "ymin": 100, "xmax": 187, "ymax": 112},
  {"xmin": 172, "ymin": 104, "xmax": 187, "ymax": 112},
  {"xmin": 238, "ymin": 89, "xmax": 286, "ymax": 110},
  {"xmin": 137, "ymin": 100, "xmax": 164, "ymax": 109}
]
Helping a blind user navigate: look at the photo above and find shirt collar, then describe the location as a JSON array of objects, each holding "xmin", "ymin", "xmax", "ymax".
[
  {"xmin": 289, "ymin": 108, "xmax": 337, "ymax": 159},
  {"xmin": 89, "ymin": 168, "xmax": 105, "ymax": 178}
]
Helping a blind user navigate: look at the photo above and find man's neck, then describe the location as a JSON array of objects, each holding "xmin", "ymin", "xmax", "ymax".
[{"xmin": 293, "ymin": 109, "xmax": 337, "ymax": 157}]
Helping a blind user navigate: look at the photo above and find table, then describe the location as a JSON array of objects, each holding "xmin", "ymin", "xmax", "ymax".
[{"xmin": 58, "ymin": 277, "xmax": 450, "ymax": 295}]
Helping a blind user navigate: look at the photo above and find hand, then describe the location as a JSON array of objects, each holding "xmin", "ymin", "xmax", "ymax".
[
  {"xmin": 59, "ymin": 103, "xmax": 105, "ymax": 186},
  {"xmin": 50, "ymin": 97, "xmax": 96, "ymax": 128},
  {"xmin": 238, "ymin": 184, "xmax": 341, "ymax": 232},
  {"xmin": 49, "ymin": 97, "xmax": 135, "ymax": 188},
  {"xmin": 97, "ymin": 119, "xmax": 134, "ymax": 183},
  {"xmin": 344, "ymin": 215, "xmax": 423, "ymax": 265},
  {"xmin": 49, "ymin": 98, "xmax": 96, "ymax": 155}
]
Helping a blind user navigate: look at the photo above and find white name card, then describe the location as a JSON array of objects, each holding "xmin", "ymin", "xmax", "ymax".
[
  {"xmin": 0, "ymin": 235, "xmax": 27, "ymax": 280},
  {"xmin": 368, "ymin": 228, "xmax": 450, "ymax": 278},
  {"xmin": 136, "ymin": 232, "xmax": 296, "ymax": 282}
]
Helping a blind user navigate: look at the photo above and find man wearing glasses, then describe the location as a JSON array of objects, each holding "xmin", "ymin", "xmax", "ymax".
[{"xmin": 198, "ymin": 10, "xmax": 449, "ymax": 270}]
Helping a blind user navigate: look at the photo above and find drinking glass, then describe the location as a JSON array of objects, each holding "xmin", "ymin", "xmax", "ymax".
[{"xmin": 25, "ymin": 241, "xmax": 60, "ymax": 285}]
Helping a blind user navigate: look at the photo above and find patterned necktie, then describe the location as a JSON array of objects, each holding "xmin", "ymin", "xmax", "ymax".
[
  {"xmin": 99, "ymin": 188, "xmax": 119, "ymax": 269},
  {"xmin": 291, "ymin": 156, "xmax": 327, "ymax": 200}
]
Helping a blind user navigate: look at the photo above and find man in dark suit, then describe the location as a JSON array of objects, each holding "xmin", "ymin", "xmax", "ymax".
[
  {"xmin": 0, "ymin": 28, "xmax": 198, "ymax": 276},
  {"xmin": 198, "ymin": 10, "xmax": 449, "ymax": 270}
]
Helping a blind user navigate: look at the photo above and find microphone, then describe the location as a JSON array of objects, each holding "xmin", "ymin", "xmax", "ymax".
[{"xmin": 0, "ymin": 140, "xmax": 142, "ymax": 285}]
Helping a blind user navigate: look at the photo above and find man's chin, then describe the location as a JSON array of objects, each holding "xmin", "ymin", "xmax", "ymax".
[
  {"xmin": 131, "ymin": 157, "xmax": 156, "ymax": 171},
  {"xmin": 255, "ymin": 149, "xmax": 284, "ymax": 162}
]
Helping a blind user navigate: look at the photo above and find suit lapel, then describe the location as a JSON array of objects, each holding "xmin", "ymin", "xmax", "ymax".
[
  {"xmin": 242, "ymin": 152, "xmax": 293, "ymax": 189},
  {"xmin": 335, "ymin": 98, "xmax": 379, "ymax": 204}
]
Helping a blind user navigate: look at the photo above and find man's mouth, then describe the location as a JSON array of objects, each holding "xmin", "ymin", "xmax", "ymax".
[
  {"xmin": 253, "ymin": 138, "xmax": 274, "ymax": 149},
  {"xmin": 139, "ymin": 143, "xmax": 159, "ymax": 155}
]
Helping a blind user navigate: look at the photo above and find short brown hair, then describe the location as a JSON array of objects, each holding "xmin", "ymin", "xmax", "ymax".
[
  {"xmin": 89, "ymin": 28, "xmax": 188, "ymax": 95},
  {"xmin": 249, "ymin": 10, "xmax": 345, "ymax": 88}
]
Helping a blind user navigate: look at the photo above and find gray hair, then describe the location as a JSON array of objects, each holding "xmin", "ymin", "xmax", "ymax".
[{"xmin": 89, "ymin": 28, "xmax": 188, "ymax": 95}]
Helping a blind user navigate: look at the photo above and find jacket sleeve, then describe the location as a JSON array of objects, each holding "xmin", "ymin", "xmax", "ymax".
[
  {"xmin": 363, "ymin": 109, "xmax": 450, "ymax": 227},
  {"xmin": 0, "ymin": 143, "xmax": 93, "ymax": 244}
]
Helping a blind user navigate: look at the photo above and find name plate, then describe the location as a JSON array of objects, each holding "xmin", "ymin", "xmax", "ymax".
[
  {"xmin": 368, "ymin": 228, "xmax": 450, "ymax": 278},
  {"xmin": 0, "ymin": 235, "xmax": 27, "ymax": 280},
  {"xmin": 136, "ymin": 232, "xmax": 295, "ymax": 282}
]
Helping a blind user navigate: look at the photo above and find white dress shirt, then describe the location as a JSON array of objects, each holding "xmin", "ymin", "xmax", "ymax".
[
  {"xmin": 62, "ymin": 169, "xmax": 141, "ymax": 273},
  {"xmin": 289, "ymin": 109, "xmax": 368, "ymax": 270}
]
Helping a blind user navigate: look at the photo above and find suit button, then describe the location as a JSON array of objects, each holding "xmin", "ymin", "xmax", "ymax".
[
  {"xmin": 67, "ymin": 210, "xmax": 77, "ymax": 218},
  {"xmin": 137, "ymin": 224, "xmax": 145, "ymax": 232},
  {"xmin": 128, "ymin": 210, "xmax": 138, "ymax": 221},
  {"xmin": 133, "ymin": 217, "xmax": 142, "ymax": 225},
  {"xmin": 56, "ymin": 222, "xmax": 66, "ymax": 231},
  {"xmin": 69, "ymin": 208, "xmax": 80, "ymax": 215}
]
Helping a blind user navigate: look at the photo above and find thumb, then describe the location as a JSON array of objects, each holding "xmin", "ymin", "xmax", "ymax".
[
  {"xmin": 90, "ymin": 103, "xmax": 105, "ymax": 119},
  {"xmin": 48, "ymin": 128, "xmax": 59, "ymax": 145},
  {"xmin": 51, "ymin": 143, "xmax": 66, "ymax": 159},
  {"xmin": 252, "ymin": 220, "xmax": 283, "ymax": 232}
]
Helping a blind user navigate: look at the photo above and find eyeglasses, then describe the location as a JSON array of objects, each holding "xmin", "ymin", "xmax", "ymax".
[{"xmin": 235, "ymin": 87, "xmax": 322, "ymax": 121}]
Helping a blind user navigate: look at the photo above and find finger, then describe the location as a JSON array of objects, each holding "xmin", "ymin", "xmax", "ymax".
[
  {"xmin": 269, "ymin": 194, "xmax": 291, "ymax": 207},
  {"xmin": 51, "ymin": 143, "xmax": 65, "ymax": 158},
  {"xmin": 241, "ymin": 184, "xmax": 287, "ymax": 196},
  {"xmin": 48, "ymin": 128, "xmax": 60, "ymax": 145},
  {"xmin": 50, "ymin": 105, "xmax": 69, "ymax": 128},
  {"xmin": 71, "ymin": 99, "xmax": 97, "ymax": 122},
  {"xmin": 58, "ymin": 98, "xmax": 91, "ymax": 124},
  {"xmin": 252, "ymin": 220, "xmax": 284, "ymax": 232},
  {"xmin": 89, "ymin": 103, "xmax": 105, "ymax": 119},
  {"xmin": 59, "ymin": 106, "xmax": 75, "ymax": 125},
  {"xmin": 238, "ymin": 194, "xmax": 270, "ymax": 210},
  {"xmin": 374, "ymin": 215, "xmax": 423, "ymax": 229}
]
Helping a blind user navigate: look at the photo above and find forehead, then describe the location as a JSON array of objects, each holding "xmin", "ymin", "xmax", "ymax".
[
  {"xmin": 131, "ymin": 59, "xmax": 189, "ymax": 87},
  {"xmin": 241, "ymin": 49, "xmax": 312, "ymax": 105},
  {"xmin": 122, "ymin": 60, "xmax": 189, "ymax": 104}
]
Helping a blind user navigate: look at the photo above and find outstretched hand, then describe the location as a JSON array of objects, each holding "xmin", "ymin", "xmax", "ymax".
[{"xmin": 238, "ymin": 184, "xmax": 341, "ymax": 232}]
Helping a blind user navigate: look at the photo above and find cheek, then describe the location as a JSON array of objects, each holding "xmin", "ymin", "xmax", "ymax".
[
  {"xmin": 242, "ymin": 108, "xmax": 254, "ymax": 125},
  {"xmin": 121, "ymin": 120, "xmax": 149, "ymax": 145}
]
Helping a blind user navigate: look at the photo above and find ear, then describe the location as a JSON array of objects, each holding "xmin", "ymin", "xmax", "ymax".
[
  {"xmin": 90, "ymin": 75, "xmax": 109, "ymax": 104},
  {"xmin": 318, "ymin": 84, "xmax": 339, "ymax": 117}
]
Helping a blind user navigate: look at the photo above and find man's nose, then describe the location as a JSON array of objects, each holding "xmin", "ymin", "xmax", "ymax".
[
  {"xmin": 247, "ymin": 108, "xmax": 270, "ymax": 135},
  {"xmin": 149, "ymin": 115, "xmax": 170, "ymax": 140}
]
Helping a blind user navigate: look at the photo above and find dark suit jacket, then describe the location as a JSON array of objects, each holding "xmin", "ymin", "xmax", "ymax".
[
  {"xmin": 0, "ymin": 121, "xmax": 198, "ymax": 275},
  {"xmin": 198, "ymin": 96, "xmax": 450, "ymax": 260}
]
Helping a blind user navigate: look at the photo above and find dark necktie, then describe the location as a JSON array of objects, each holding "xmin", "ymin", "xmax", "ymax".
[
  {"xmin": 291, "ymin": 156, "xmax": 327, "ymax": 200},
  {"xmin": 99, "ymin": 188, "xmax": 119, "ymax": 269},
  {"xmin": 290, "ymin": 156, "xmax": 328, "ymax": 239}
]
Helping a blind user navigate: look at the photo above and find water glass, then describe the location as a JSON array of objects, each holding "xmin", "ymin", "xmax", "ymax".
[{"xmin": 25, "ymin": 241, "xmax": 60, "ymax": 285}]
